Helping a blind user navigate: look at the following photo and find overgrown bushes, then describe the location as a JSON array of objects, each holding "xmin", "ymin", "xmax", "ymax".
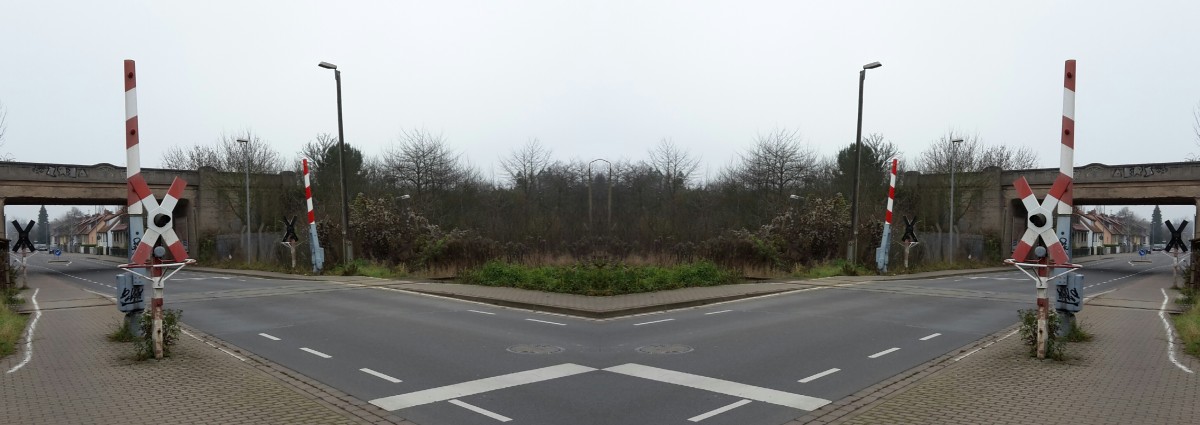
[
  {"xmin": 459, "ymin": 261, "xmax": 739, "ymax": 296},
  {"xmin": 136, "ymin": 309, "xmax": 182, "ymax": 360}
]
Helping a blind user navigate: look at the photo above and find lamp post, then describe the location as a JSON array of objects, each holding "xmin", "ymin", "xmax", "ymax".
[
  {"xmin": 318, "ymin": 61, "xmax": 352, "ymax": 265},
  {"xmin": 849, "ymin": 61, "xmax": 883, "ymax": 263},
  {"xmin": 948, "ymin": 137, "xmax": 964, "ymax": 262},
  {"xmin": 789, "ymin": 194, "xmax": 802, "ymax": 215},
  {"xmin": 236, "ymin": 138, "xmax": 251, "ymax": 263},
  {"xmin": 587, "ymin": 159, "xmax": 613, "ymax": 229}
]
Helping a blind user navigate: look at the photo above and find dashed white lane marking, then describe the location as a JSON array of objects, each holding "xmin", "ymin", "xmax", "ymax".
[
  {"xmin": 704, "ymin": 310, "xmax": 733, "ymax": 315},
  {"xmin": 6, "ymin": 288, "xmax": 41, "ymax": 374},
  {"xmin": 798, "ymin": 368, "xmax": 840, "ymax": 383},
  {"xmin": 633, "ymin": 318, "xmax": 675, "ymax": 326},
  {"xmin": 448, "ymin": 399, "xmax": 512, "ymax": 422},
  {"xmin": 300, "ymin": 347, "xmax": 332, "ymax": 358},
  {"xmin": 259, "ymin": 333, "xmax": 281, "ymax": 341},
  {"xmin": 467, "ymin": 310, "xmax": 496, "ymax": 315},
  {"xmin": 370, "ymin": 363, "xmax": 597, "ymax": 411},
  {"xmin": 603, "ymin": 363, "xmax": 830, "ymax": 411},
  {"xmin": 868, "ymin": 347, "xmax": 901, "ymax": 359},
  {"xmin": 688, "ymin": 399, "xmax": 752, "ymax": 422},
  {"xmin": 919, "ymin": 333, "xmax": 941, "ymax": 341},
  {"xmin": 525, "ymin": 318, "xmax": 566, "ymax": 326},
  {"xmin": 1159, "ymin": 288, "xmax": 1194, "ymax": 374},
  {"xmin": 360, "ymin": 368, "xmax": 403, "ymax": 383}
]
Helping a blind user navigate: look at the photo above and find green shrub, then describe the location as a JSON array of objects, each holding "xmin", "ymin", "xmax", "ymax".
[
  {"xmin": 1064, "ymin": 319, "xmax": 1092, "ymax": 343},
  {"xmin": 0, "ymin": 304, "xmax": 28, "ymax": 357},
  {"xmin": 1018, "ymin": 309, "xmax": 1065, "ymax": 360},
  {"xmin": 108, "ymin": 319, "xmax": 136, "ymax": 343},
  {"xmin": 1174, "ymin": 303, "xmax": 1200, "ymax": 357},
  {"xmin": 136, "ymin": 309, "xmax": 182, "ymax": 360},
  {"xmin": 459, "ymin": 261, "xmax": 738, "ymax": 296}
]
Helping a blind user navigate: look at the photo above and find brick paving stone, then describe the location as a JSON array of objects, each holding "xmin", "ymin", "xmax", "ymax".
[
  {"xmin": 797, "ymin": 270, "xmax": 1200, "ymax": 425},
  {"xmin": 0, "ymin": 274, "xmax": 410, "ymax": 425}
]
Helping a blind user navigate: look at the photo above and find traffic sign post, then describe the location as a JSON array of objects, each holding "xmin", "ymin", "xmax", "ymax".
[
  {"xmin": 1007, "ymin": 174, "xmax": 1081, "ymax": 359},
  {"xmin": 281, "ymin": 215, "xmax": 302, "ymax": 270},
  {"xmin": 1164, "ymin": 220, "xmax": 1190, "ymax": 288},
  {"xmin": 900, "ymin": 216, "xmax": 919, "ymax": 270},
  {"xmin": 11, "ymin": 220, "xmax": 37, "ymax": 289}
]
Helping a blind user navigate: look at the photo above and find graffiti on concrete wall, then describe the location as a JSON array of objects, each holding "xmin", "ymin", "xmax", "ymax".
[
  {"xmin": 32, "ymin": 165, "xmax": 89, "ymax": 178},
  {"xmin": 1112, "ymin": 165, "xmax": 1168, "ymax": 178}
]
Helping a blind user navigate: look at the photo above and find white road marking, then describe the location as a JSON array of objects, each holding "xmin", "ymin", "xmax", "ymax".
[
  {"xmin": 688, "ymin": 399, "xmax": 752, "ymax": 422},
  {"xmin": 6, "ymin": 288, "xmax": 41, "ymax": 374},
  {"xmin": 370, "ymin": 363, "xmax": 597, "ymax": 411},
  {"xmin": 258, "ymin": 333, "xmax": 281, "ymax": 341},
  {"xmin": 868, "ymin": 347, "xmax": 901, "ymax": 358},
  {"xmin": 468, "ymin": 310, "xmax": 496, "ymax": 315},
  {"xmin": 704, "ymin": 310, "xmax": 733, "ymax": 315},
  {"xmin": 448, "ymin": 399, "xmax": 512, "ymax": 422},
  {"xmin": 633, "ymin": 318, "xmax": 675, "ymax": 326},
  {"xmin": 525, "ymin": 318, "xmax": 567, "ymax": 326},
  {"xmin": 919, "ymin": 333, "xmax": 941, "ymax": 341},
  {"xmin": 300, "ymin": 347, "xmax": 332, "ymax": 358},
  {"xmin": 798, "ymin": 368, "xmax": 840, "ymax": 383},
  {"xmin": 954, "ymin": 329, "xmax": 1019, "ymax": 361},
  {"xmin": 603, "ymin": 363, "xmax": 830, "ymax": 411},
  {"xmin": 1159, "ymin": 288, "xmax": 1194, "ymax": 374},
  {"xmin": 218, "ymin": 348, "xmax": 247, "ymax": 362},
  {"xmin": 361, "ymin": 368, "xmax": 403, "ymax": 383}
]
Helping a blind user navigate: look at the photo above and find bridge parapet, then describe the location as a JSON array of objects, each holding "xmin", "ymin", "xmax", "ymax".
[{"xmin": 3, "ymin": 161, "xmax": 201, "ymax": 187}]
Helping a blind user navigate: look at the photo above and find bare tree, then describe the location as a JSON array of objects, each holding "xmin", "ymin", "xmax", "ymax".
[
  {"xmin": 1191, "ymin": 103, "xmax": 1200, "ymax": 161},
  {"xmin": 0, "ymin": 101, "xmax": 11, "ymax": 161},
  {"xmin": 500, "ymin": 138, "xmax": 552, "ymax": 195},
  {"xmin": 384, "ymin": 129, "xmax": 465, "ymax": 197},
  {"xmin": 736, "ymin": 128, "xmax": 817, "ymax": 196},
  {"xmin": 648, "ymin": 138, "xmax": 700, "ymax": 196}
]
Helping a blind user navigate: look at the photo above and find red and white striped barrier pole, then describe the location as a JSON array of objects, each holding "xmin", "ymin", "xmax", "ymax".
[
  {"xmin": 1055, "ymin": 60, "xmax": 1076, "ymax": 263},
  {"xmin": 123, "ymin": 60, "xmax": 150, "ymax": 340},
  {"xmin": 304, "ymin": 158, "xmax": 325, "ymax": 272},
  {"xmin": 124, "ymin": 60, "xmax": 145, "ymax": 254},
  {"xmin": 876, "ymin": 158, "xmax": 899, "ymax": 272}
]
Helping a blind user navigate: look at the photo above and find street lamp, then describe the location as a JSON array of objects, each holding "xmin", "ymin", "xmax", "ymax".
[
  {"xmin": 317, "ymin": 61, "xmax": 352, "ymax": 265},
  {"xmin": 789, "ymin": 194, "xmax": 802, "ymax": 216},
  {"xmin": 949, "ymin": 137, "xmax": 964, "ymax": 262},
  {"xmin": 236, "ymin": 137, "xmax": 251, "ymax": 263},
  {"xmin": 587, "ymin": 159, "xmax": 613, "ymax": 229},
  {"xmin": 849, "ymin": 61, "xmax": 883, "ymax": 263}
]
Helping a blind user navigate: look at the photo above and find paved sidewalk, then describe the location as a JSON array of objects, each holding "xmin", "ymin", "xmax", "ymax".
[
  {"xmin": 1, "ymin": 273, "xmax": 410, "ymax": 424},
  {"xmin": 798, "ymin": 267, "xmax": 1200, "ymax": 424}
]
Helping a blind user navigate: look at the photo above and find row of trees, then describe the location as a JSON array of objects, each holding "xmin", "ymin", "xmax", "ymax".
[{"xmin": 162, "ymin": 129, "xmax": 1039, "ymax": 271}]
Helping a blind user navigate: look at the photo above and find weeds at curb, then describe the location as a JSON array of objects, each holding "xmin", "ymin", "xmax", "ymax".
[
  {"xmin": 108, "ymin": 320, "xmax": 136, "ymax": 343},
  {"xmin": 135, "ymin": 309, "xmax": 182, "ymax": 360},
  {"xmin": 1018, "ymin": 309, "xmax": 1065, "ymax": 361}
]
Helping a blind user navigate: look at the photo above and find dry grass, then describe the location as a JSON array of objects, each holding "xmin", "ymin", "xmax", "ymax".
[
  {"xmin": 1174, "ymin": 301, "xmax": 1200, "ymax": 357},
  {"xmin": 0, "ymin": 303, "xmax": 29, "ymax": 357}
]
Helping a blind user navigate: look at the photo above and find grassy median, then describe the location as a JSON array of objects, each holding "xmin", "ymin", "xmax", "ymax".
[{"xmin": 459, "ymin": 261, "xmax": 740, "ymax": 296}]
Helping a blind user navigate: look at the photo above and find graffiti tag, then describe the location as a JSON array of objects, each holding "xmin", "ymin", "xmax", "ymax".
[
  {"xmin": 32, "ymin": 165, "xmax": 89, "ymax": 178},
  {"xmin": 1112, "ymin": 165, "xmax": 1167, "ymax": 178}
]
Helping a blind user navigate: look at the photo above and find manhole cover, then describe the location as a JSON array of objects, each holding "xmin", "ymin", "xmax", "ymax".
[
  {"xmin": 507, "ymin": 344, "xmax": 564, "ymax": 355},
  {"xmin": 636, "ymin": 344, "xmax": 693, "ymax": 354}
]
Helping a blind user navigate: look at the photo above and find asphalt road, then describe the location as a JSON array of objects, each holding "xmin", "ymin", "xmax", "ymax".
[{"xmin": 19, "ymin": 253, "xmax": 1175, "ymax": 425}]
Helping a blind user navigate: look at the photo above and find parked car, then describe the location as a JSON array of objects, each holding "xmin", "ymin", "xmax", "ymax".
[
  {"xmin": 35, "ymin": 243, "xmax": 48, "ymax": 251},
  {"xmin": 1152, "ymin": 243, "xmax": 1165, "ymax": 251}
]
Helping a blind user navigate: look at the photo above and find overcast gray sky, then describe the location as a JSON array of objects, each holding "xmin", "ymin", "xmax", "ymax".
[{"xmin": 2, "ymin": 0, "xmax": 1197, "ymax": 222}]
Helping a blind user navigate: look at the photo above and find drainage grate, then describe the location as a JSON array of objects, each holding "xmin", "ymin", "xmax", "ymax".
[
  {"xmin": 507, "ymin": 344, "xmax": 565, "ymax": 355},
  {"xmin": 636, "ymin": 344, "xmax": 694, "ymax": 354}
]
